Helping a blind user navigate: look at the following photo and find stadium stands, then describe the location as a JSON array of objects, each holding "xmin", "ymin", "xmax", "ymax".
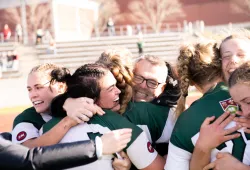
[{"xmin": 36, "ymin": 32, "xmax": 186, "ymax": 71}]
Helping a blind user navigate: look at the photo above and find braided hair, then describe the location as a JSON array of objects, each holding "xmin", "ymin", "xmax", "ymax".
[
  {"xmin": 96, "ymin": 48, "xmax": 134, "ymax": 114},
  {"xmin": 176, "ymin": 40, "xmax": 221, "ymax": 117}
]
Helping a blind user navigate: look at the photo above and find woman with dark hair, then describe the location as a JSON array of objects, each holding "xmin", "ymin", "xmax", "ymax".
[{"xmin": 46, "ymin": 63, "xmax": 166, "ymax": 170}]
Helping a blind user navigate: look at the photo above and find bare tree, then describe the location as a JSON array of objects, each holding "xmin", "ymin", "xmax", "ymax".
[
  {"xmin": 92, "ymin": 0, "xmax": 120, "ymax": 35},
  {"xmin": 27, "ymin": 0, "xmax": 51, "ymax": 35},
  {"xmin": 229, "ymin": 0, "xmax": 250, "ymax": 16},
  {"xmin": 128, "ymin": 0, "xmax": 184, "ymax": 33}
]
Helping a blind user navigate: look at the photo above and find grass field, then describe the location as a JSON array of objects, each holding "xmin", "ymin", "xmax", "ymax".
[{"xmin": 0, "ymin": 93, "xmax": 202, "ymax": 132}]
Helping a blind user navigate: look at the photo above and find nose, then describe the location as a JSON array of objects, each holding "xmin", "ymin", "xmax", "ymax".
[
  {"xmin": 139, "ymin": 79, "xmax": 147, "ymax": 89},
  {"xmin": 115, "ymin": 86, "xmax": 121, "ymax": 94},
  {"xmin": 231, "ymin": 55, "xmax": 240, "ymax": 64}
]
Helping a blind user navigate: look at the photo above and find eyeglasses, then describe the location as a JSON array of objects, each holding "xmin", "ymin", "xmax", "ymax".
[{"xmin": 133, "ymin": 74, "xmax": 165, "ymax": 89}]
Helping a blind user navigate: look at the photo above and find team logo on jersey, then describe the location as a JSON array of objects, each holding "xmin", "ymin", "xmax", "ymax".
[
  {"xmin": 16, "ymin": 131, "xmax": 27, "ymax": 141},
  {"xmin": 147, "ymin": 142, "xmax": 154, "ymax": 153},
  {"xmin": 219, "ymin": 98, "xmax": 238, "ymax": 114}
]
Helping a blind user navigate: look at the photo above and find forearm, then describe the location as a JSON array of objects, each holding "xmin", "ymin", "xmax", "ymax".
[
  {"xmin": 0, "ymin": 137, "xmax": 97, "ymax": 170},
  {"xmin": 23, "ymin": 117, "xmax": 73, "ymax": 148},
  {"xmin": 190, "ymin": 144, "xmax": 211, "ymax": 170},
  {"xmin": 31, "ymin": 140, "xmax": 97, "ymax": 170}
]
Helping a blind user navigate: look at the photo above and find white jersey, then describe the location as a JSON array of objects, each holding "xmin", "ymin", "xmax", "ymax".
[{"xmin": 42, "ymin": 110, "xmax": 158, "ymax": 170}]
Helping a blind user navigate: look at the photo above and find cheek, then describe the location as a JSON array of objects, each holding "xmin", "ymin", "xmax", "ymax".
[
  {"xmin": 222, "ymin": 60, "xmax": 228, "ymax": 70},
  {"xmin": 240, "ymin": 105, "xmax": 250, "ymax": 116}
]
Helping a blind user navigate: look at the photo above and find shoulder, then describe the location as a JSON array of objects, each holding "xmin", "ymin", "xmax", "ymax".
[
  {"xmin": 171, "ymin": 88, "xmax": 232, "ymax": 152},
  {"xmin": 13, "ymin": 107, "xmax": 45, "ymax": 129},
  {"xmin": 93, "ymin": 109, "xmax": 142, "ymax": 132},
  {"xmin": 91, "ymin": 109, "xmax": 143, "ymax": 148},
  {"xmin": 42, "ymin": 117, "xmax": 62, "ymax": 134}
]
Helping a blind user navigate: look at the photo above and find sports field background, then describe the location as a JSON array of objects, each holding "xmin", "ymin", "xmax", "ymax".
[{"xmin": 0, "ymin": 92, "xmax": 202, "ymax": 133}]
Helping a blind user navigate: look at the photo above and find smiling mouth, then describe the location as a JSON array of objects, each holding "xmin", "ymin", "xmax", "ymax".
[
  {"xmin": 33, "ymin": 100, "xmax": 44, "ymax": 106},
  {"xmin": 135, "ymin": 91, "xmax": 148, "ymax": 97}
]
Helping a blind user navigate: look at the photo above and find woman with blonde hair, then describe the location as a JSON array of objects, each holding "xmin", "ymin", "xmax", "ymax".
[{"xmin": 166, "ymin": 40, "xmax": 242, "ymax": 170}]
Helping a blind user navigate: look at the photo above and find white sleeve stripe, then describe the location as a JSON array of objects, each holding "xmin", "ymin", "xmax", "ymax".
[
  {"xmin": 137, "ymin": 125, "xmax": 152, "ymax": 143},
  {"xmin": 127, "ymin": 132, "xmax": 158, "ymax": 169},
  {"xmin": 12, "ymin": 122, "xmax": 40, "ymax": 144},
  {"xmin": 156, "ymin": 107, "xmax": 176, "ymax": 143},
  {"xmin": 165, "ymin": 142, "xmax": 191, "ymax": 170}
]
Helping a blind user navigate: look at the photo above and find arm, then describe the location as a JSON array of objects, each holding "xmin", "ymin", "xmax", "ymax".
[
  {"xmin": 22, "ymin": 116, "xmax": 77, "ymax": 148},
  {"xmin": 190, "ymin": 112, "xmax": 240, "ymax": 170},
  {"xmin": 126, "ymin": 131, "xmax": 165, "ymax": 170},
  {"xmin": 1, "ymin": 128, "xmax": 132, "ymax": 170},
  {"xmin": 0, "ymin": 136, "xmax": 97, "ymax": 170}
]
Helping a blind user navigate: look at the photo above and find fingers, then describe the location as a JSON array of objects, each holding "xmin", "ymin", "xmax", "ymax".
[
  {"xmin": 219, "ymin": 114, "xmax": 236, "ymax": 128},
  {"xmin": 119, "ymin": 151, "xmax": 129, "ymax": 159},
  {"xmin": 244, "ymin": 128, "xmax": 250, "ymax": 134},
  {"xmin": 234, "ymin": 117, "xmax": 248, "ymax": 123},
  {"xmin": 82, "ymin": 97, "xmax": 94, "ymax": 104},
  {"xmin": 78, "ymin": 114, "xmax": 90, "ymax": 122},
  {"xmin": 224, "ymin": 133, "xmax": 241, "ymax": 141},
  {"xmin": 214, "ymin": 111, "xmax": 230, "ymax": 125},
  {"xmin": 203, "ymin": 162, "xmax": 215, "ymax": 170},
  {"xmin": 236, "ymin": 111, "xmax": 243, "ymax": 116},
  {"xmin": 112, "ymin": 158, "xmax": 129, "ymax": 170},
  {"xmin": 95, "ymin": 104, "xmax": 105, "ymax": 115},
  {"xmin": 224, "ymin": 124, "xmax": 241, "ymax": 134},
  {"xmin": 73, "ymin": 117, "xmax": 83, "ymax": 124},
  {"xmin": 81, "ymin": 110, "xmax": 94, "ymax": 118},
  {"xmin": 201, "ymin": 116, "xmax": 215, "ymax": 127}
]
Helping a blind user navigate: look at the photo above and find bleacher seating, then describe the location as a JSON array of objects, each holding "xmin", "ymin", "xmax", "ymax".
[
  {"xmin": 0, "ymin": 42, "xmax": 21, "ymax": 78},
  {"xmin": 36, "ymin": 32, "xmax": 187, "ymax": 71}
]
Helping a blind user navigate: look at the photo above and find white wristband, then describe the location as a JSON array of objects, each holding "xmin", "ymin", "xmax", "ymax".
[{"xmin": 95, "ymin": 136, "xmax": 103, "ymax": 159}]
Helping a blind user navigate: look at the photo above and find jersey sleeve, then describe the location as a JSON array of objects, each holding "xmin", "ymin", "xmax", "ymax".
[
  {"xmin": 12, "ymin": 122, "xmax": 39, "ymax": 144},
  {"xmin": 126, "ymin": 131, "xmax": 158, "ymax": 169},
  {"xmin": 156, "ymin": 107, "xmax": 176, "ymax": 143},
  {"xmin": 12, "ymin": 107, "xmax": 45, "ymax": 144},
  {"xmin": 164, "ymin": 142, "xmax": 191, "ymax": 170}
]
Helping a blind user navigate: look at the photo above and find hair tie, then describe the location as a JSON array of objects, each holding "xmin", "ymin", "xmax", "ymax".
[{"xmin": 183, "ymin": 93, "xmax": 188, "ymax": 97}]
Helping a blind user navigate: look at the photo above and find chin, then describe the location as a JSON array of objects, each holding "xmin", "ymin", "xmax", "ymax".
[{"xmin": 112, "ymin": 104, "xmax": 121, "ymax": 112}]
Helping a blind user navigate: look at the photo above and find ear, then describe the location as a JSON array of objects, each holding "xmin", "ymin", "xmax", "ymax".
[
  {"xmin": 161, "ymin": 83, "xmax": 167, "ymax": 92},
  {"xmin": 57, "ymin": 82, "xmax": 67, "ymax": 94}
]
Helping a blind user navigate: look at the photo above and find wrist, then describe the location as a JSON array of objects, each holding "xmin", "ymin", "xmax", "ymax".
[
  {"xmin": 195, "ymin": 140, "xmax": 213, "ymax": 153},
  {"xmin": 95, "ymin": 136, "xmax": 103, "ymax": 159},
  {"xmin": 63, "ymin": 116, "xmax": 75, "ymax": 128}
]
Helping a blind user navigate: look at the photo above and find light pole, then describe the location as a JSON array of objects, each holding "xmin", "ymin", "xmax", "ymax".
[{"xmin": 20, "ymin": 0, "xmax": 28, "ymax": 44}]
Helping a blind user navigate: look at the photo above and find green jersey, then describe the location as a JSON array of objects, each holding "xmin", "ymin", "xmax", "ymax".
[
  {"xmin": 12, "ymin": 107, "xmax": 52, "ymax": 144},
  {"xmin": 165, "ymin": 82, "xmax": 250, "ymax": 170},
  {"xmin": 124, "ymin": 101, "xmax": 175, "ymax": 144},
  {"xmin": 42, "ymin": 109, "xmax": 158, "ymax": 170}
]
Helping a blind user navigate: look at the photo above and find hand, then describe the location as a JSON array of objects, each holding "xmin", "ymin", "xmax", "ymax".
[
  {"xmin": 112, "ymin": 151, "xmax": 131, "ymax": 170},
  {"xmin": 101, "ymin": 128, "xmax": 132, "ymax": 155},
  {"xmin": 63, "ymin": 116, "xmax": 78, "ymax": 127},
  {"xmin": 196, "ymin": 112, "xmax": 241, "ymax": 151},
  {"xmin": 63, "ymin": 97, "xmax": 105, "ymax": 123},
  {"xmin": 203, "ymin": 152, "xmax": 248, "ymax": 170},
  {"xmin": 234, "ymin": 111, "xmax": 250, "ymax": 133}
]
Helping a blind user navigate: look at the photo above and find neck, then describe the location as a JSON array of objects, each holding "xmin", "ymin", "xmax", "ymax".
[{"xmin": 195, "ymin": 78, "xmax": 222, "ymax": 94}]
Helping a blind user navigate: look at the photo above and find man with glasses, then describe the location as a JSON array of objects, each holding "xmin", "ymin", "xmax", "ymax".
[
  {"xmin": 133, "ymin": 55, "xmax": 180, "ymax": 106},
  {"xmin": 129, "ymin": 55, "xmax": 180, "ymax": 156}
]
